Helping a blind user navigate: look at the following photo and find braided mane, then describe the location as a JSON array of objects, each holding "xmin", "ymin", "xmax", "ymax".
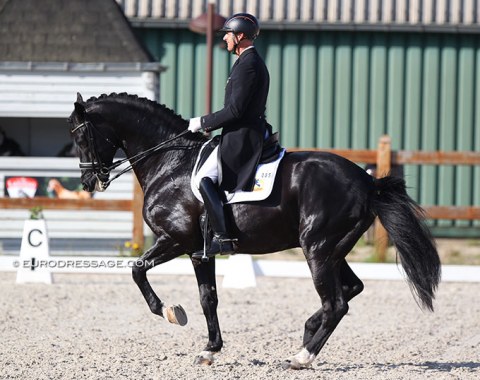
[
  {"xmin": 86, "ymin": 92, "xmax": 180, "ymax": 120},
  {"xmin": 85, "ymin": 92, "xmax": 204, "ymax": 143}
]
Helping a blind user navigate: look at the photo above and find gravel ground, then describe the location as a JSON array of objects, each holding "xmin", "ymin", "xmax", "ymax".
[{"xmin": 1, "ymin": 271, "xmax": 479, "ymax": 380}]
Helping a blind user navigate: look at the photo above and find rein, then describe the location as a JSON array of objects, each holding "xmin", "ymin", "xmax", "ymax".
[
  {"xmin": 73, "ymin": 120, "xmax": 190, "ymax": 190},
  {"xmin": 104, "ymin": 129, "xmax": 190, "ymax": 188}
]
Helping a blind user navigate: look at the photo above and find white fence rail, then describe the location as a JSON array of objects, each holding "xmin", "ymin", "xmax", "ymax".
[{"xmin": 0, "ymin": 157, "xmax": 135, "ymax": 247}]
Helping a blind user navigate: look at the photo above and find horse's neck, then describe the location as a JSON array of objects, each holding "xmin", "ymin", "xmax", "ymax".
[
  {"xmin": 118, "ymin": 124, "xmax": 201, "ymax": 191},
  {"xmin": 114, "ymin": 110, "xmax": 183, "ymax": 158},
  {"xmin": 98, "ymin": 100, "xmax": 200, "ymax": 190}
]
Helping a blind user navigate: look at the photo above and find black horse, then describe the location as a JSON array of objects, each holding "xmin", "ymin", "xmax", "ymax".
[{"xmin": 68, "ymin": 93, "xmax": 441, "ymax": 369}]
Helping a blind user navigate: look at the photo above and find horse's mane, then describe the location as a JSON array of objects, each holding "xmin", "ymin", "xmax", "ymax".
[
  {"xmin": 86, "ymin": 92, "xmax": 179, "ymax": 119},
  {"xmin": 85, "ymin": 93, "xmax": 205, "ymax": 143}
]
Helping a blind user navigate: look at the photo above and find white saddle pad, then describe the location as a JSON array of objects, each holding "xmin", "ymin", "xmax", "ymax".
[{"xmin": 191, "ymin": 143, "xmax": 286, "ymax": 205}]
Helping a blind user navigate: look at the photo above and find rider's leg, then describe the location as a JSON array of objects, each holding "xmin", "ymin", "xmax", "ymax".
[
  {"xmin": 193, "ymin": 147, "xmax": 235, "ymax": 258},
  {"xmin": 194, "ymin": 146, "xmax": 219, "ymax": 188},
  {"xmin": 193, "ymin": 177, "xmax": 235, "ymax": 258}
]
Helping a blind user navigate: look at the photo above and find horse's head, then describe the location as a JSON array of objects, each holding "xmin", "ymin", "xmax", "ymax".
[{"xmin": 67, "ymin": 93, "xmax": 120, "ymax": 192}]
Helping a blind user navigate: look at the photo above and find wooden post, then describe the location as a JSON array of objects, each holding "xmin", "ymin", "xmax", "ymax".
[
  {"xmin": 374, "ymin": 135, "xmax": 391, "ymax": 262},
  {"xmin": 132, "ymin": 175, "xmax": 144, "ymax": 250},
  {"xmin": 206, "ymin": 1, "xmax": 214, "ymax": 114}
]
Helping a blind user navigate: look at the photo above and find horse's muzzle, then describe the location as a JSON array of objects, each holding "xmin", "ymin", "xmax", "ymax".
[{"xmin": 81, "ymin": 172, "xmax": 98, "ymax": 193}]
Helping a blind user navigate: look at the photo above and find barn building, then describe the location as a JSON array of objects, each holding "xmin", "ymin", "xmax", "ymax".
[
  {"xmin": 0, "ymin": 0, "xmax": 163, "ymax": 156},
  {"xmin": 119, "ymin": 0, "xmax": 480, "ymax": 237},
  {"xmin": 0, "ymin": 0, "xmax": 163, "ymax": 253}
]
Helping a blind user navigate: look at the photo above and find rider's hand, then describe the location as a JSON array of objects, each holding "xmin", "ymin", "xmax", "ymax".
[{"xmin": 188, "ymin": 117, "xmax": 202, "ymax": 133}]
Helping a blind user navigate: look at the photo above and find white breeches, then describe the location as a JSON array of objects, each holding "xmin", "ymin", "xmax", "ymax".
[{"xmin": 193, "ymin": 146, "xmax": 219, "ymax": 188}]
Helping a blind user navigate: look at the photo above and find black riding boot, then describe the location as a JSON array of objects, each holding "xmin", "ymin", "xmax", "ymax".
[{"xmin": 192, "ymin": 177, "xmax": 235, "ymax": 259}]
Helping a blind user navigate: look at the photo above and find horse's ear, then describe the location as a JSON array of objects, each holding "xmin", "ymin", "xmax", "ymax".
[
  {"xmin": 74, "ymin": 93, "xmax": 86, "ymax": 115},
  {"xmin": 74, "ymin": 101, "xmax": 86, "ymax": 116},
  {"xmin": 76, "ymin": 92, "xmax": 85, "ymax": 104}
]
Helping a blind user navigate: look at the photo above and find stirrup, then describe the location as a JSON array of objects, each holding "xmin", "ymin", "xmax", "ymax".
[
  {"xmin": 216, "ymin": 237, "xmax": 237, "ymax": 254},
  {"xmin": 192, "ymin": 237, "xmax": 238, "ymax": 262}
]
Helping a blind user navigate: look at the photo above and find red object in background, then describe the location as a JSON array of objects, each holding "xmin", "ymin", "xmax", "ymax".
[{"xmin": 6, "ymin": 177, "xmax": 38, "ymax": 198}]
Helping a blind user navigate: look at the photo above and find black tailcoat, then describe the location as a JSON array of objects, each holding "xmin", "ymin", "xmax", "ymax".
[{"xmin": 201, "ymin": 47, "xmax": 269, "ymax": 192}]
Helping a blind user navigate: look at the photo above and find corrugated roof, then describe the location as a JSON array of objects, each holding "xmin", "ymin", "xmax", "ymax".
[
  {"xmin": 117, "ymin": 0, "xmax": 480, "ymax": 33},
  {"xmin": 0, "ymin": 0, "xmax": 154, "ymax": 62}
]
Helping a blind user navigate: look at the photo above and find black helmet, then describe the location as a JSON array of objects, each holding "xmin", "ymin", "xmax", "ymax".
[{"xmin": 219, "ymin": 13, "xmax": 260, "ymax": 40}]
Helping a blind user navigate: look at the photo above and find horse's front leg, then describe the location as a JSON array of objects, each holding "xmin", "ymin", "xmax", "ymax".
[
  {"xmin": 191, "ymin": 257, "xmax": 223, "ymax": 365},
  {"xmin": 132, "ymin": 237, "xmax": 187, "ymax": 326}
]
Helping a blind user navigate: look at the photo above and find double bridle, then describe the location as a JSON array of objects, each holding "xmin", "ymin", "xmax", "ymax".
[{"xmin": 72, "ymin": 119, "xmax": 189, "ymax": 190}]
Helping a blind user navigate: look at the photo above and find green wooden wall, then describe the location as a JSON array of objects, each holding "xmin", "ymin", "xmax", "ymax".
[{"xmin": 137, "ymin": 28, "xmax": 480, "ymax": 236}]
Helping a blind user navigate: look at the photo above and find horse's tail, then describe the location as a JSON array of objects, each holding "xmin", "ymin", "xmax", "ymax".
[{"xmin": 372, "ymin": 176, "xmax": 441, "ymax": 311}]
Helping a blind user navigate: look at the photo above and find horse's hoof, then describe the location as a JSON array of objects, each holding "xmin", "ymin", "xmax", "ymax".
[
  {"xmin": 281, "ymin": 349, "xmax": 315, "ymax": 370},
  {"xmin": 281, "ymin": 359, "xmax": 301, "ymax": 370},
  {"xmin": 194, "ymin": 351, "xmax": 214, "ymax": 365},
  {"xmin": 281, "ymin": 359, "xmax": 312, "ymax": 370},
  {"xmin": 165, "ymin": 304, "xmax": 188, "ymax": 326}
]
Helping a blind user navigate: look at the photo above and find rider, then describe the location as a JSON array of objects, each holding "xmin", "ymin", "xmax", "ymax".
[{"xmin": 188, "ymin": 13, "xmax": 270, "ymax": 258}]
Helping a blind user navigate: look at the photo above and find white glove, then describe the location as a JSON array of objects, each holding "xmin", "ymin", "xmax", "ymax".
[{"xmin": 188, "ymin": 117, "xmax": 202, "ymax": 133}]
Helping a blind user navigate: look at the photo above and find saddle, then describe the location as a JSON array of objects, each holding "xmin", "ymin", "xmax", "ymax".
[
  {"xmin": 194, "ymin": 132, "xmax": 282, "ymax": 175},
  {"xmin": 191, "ymin": 133, "xmax": 286, "ymax": 206},
  {"xmin": 260, "ymin": 132, "xmax": 283, "ymax": 163}
]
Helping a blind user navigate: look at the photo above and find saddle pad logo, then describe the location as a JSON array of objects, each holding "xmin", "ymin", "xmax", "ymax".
[
  {"xmin": 253, "ymin": 168, "xmax": 275, "ymax": 192},
  {"xmin": 254, "ymin": 178, "xmax": 264, "ymax": 191}
]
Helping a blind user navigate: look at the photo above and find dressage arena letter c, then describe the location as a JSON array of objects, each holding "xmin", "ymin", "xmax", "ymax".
[{"xmin": 28, "ymin": 229, "xmax": 43, "ymax": 248}]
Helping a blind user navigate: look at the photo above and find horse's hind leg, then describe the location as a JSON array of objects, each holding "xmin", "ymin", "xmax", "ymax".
[
  {"xmin": 302, "ymin": 260, "xmax": 363, "ymax": 347},
  {"xmin": 283, "ymin": 220, "xmax": 369, "ymax": 370},
  {"xmin": 283, "ymin": 259, "xmax": 347, "ymax": 370},
  {"xmin": 340, "ymin": 259, "xmax": 364, "ymax": 300},
  {"xmin": 191, "ymin": 257, "xmax": 223, "ymax": 365}
]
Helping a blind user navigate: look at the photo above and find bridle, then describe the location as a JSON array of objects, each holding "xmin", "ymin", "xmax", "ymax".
[
  {"xmin": 71, "ymin": 119, "xmax": 189, "ymax": 190},
  {"xmin": 72, "ymin": 120, "xmax": 116, "ymax": 185}
]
